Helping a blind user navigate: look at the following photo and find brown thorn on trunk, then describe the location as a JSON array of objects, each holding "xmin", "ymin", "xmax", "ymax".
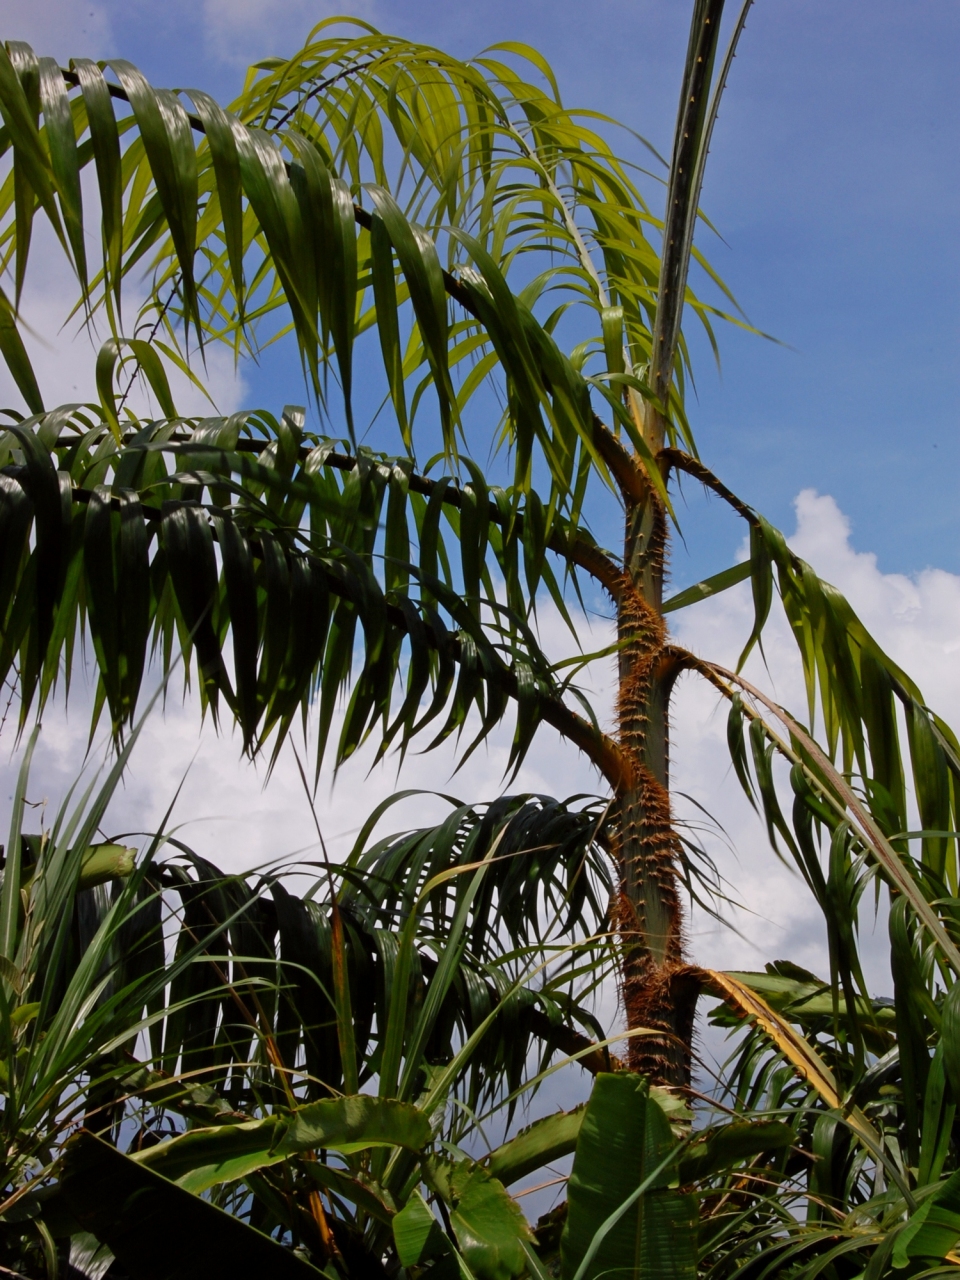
[
  {"xmin": 620, "ymin": 963, "xmax": 703, "ymax": 1085},
  {"xmin": 610, "ymin": 557, "xmax": 693, "ymax": 1083}
]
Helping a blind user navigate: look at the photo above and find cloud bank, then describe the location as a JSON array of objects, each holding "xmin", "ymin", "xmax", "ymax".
[
  {"xmin": 669, "ymin": 490, "xmax": 960, "ymax": 987},
  {"xmin": 3, "ymin": 488, "xmax": 955, "ymax": 991}
]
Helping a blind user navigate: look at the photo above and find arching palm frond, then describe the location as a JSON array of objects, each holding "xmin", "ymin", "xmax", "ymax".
[{"xmin": 0, "ymin": 403, "xmax": 626, "ymax": 790}]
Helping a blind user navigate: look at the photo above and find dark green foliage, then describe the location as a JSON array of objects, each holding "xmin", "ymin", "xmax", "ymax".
[{"xmin": 60, "ymin": 1132, "xmax": 323, "ymax": 1278}]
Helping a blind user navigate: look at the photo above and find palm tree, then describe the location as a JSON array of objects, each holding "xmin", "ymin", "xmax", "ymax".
[
  {"xmin": 8, "ymin": 4, "xmax": 960, "ymax": 1276},
  {"xmin": 0, "ymin": 0, "xmax": 958, "ymax": 1131},
  {"xmin": 0, "ymin": 1, "xmax": 748, "ymax": 1093}
]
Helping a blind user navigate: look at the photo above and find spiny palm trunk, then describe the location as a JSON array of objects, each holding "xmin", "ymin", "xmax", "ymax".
[
  {"xmin": 609, "ymin": 0, "xmax": 737, "ymax": 1086},
  {"xmin": 615, "ymin": 414, "xmax": 697, "ymax": 1087}
]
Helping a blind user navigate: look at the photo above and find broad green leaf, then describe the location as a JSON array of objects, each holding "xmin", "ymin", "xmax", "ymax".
[
  {"xmin": 677, "ymin": 1119, "xmax": 794, "ymax": 1185},
  {"xmin": 560, "ymin": 1073, "xmax": 696, "ymax": 1280},
  {"xmin": 427, "ymin": 1160, "xmax": 534, "ymax": 1280},
  {"xmin": 487, "ymin": 1107, "xmax": 585, "ymax": 1187},
  {"xmin": 943, "ymin": 980, "xmax": 960, "ymax": 1102},
  {"xmin": 893, "ymin": 1169, "xmax": 960, "ymax": 1267},
  {"xmin": 133, "ymin": 1095, "xmax": 432, "ymax": 1194},
  {"xmin": 393, "ymin": 1190, "xmax": 453, "ymax": 1268}
]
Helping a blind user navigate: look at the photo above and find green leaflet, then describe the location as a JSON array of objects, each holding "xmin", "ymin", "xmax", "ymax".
[
  {"xmin": 0, "ymin": 728, "xmax": 38, "ymax": 965},
  {"xmin": 285, "ymin": 131, "xmax": 356, "ymax": 430},
  {"xmin": 209, "ymin": 510, "xmax": 258, "ymax": 746},
  {"xmin": 70, "ymin": 59, "xmax": 122, "ymax": 303},
  {"xmin": 231, "ymin": 122, "xmax": 320, "ymax": 384},
  {"xmin": 0, "ymin": 471, "xmax": 36, "ymax": 689},
  {"xmin": 906, "ymin": 698, "xmax": 952, "ymax": 882},
  {"xmin": 3, "ymin": 422, "xmax": 66, "ymax": 672},
  {"xmin": 0, "ymin": 284, "xmax": 43, "ymax": 414},
  {"xmin": 0, "ymin": 41, "xmax": 65, "ymax": 285},
  {"xmin": 37, "ymin": 56, "xmax": 86, "ymax": 290},
  {"xmin": 486, "ymin": 1107, "xmax": 585, "ymax": 1187},
  {"xmin": 918, "ymin": 1043, "xmax": 955, "ymax": 1189},
  {"xmin": 95, "ymin": 336, "xmax": 178, "ymax": 441},
  {"xmin": 6, "ymin": 43, "xmax": 41, "ymax": 311},
  {"xmin": 367, "ymin": 183, "xmax": 454, "ymax": 444},
  {"xmin": 737, "ymin": 520, "xmax": 773, "ymax": 670},
  {"xmin": 370, "ymin": 209, "xmax": 409, "ymax": 444},
  {"xmin": 133, "ymin": 1095, "xmax": 432, "ymax": 1195},
  {"xmin": 105, "ymin": 62, "xmax": 199, "ymax": 330},
  {"xmin": 560, "ymin": 1073, "xmax": 696, "ymax": 1280},
  {"xmin": 184, "ymin": 88, "xmax": 245, "ymax": 309},
  {"xmin": 160, "ymin": 499, "xmax": 227, "ymax": 712},
  {"xmin": 600, "ymin": 305, "xmax": 625, "ymax": 376},
  {"xmin": 662, "ymin": 560, "xmax": 751, "ymax": 614}
]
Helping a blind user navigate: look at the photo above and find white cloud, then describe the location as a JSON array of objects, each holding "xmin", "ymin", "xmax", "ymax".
[
  {"xmin": 669, "ymin": 489, "xmax": 960, "ymax": 1005},
  {"xmin": 2, "ymin": 485, "xmax": 957, "ymax": 1091},
  {"xmin": 0, "ymin": 218, "xmax": 247, "ymax": 419},
  {"xmin": 200, "ymin": 0, "xmax": 377, "ymax": 68},
  {"xmin": 2, "ymin": 0, "xmax": 113, "ymax": 62},
  {"xmin": 788, "ymin": 490, "xmax": 960, "ymax": 709},
  {"xmin": 6, "ymin": 487, "xmax": 956, "ymax": 954}
]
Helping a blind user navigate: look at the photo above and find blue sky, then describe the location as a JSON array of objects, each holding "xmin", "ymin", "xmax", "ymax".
[{"xmin": 6, "ymin": 0, "xmax": 958, "ymax": 583}]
